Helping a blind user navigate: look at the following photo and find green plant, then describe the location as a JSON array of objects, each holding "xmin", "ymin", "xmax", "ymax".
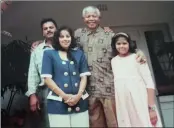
[{"xmin": 1, "ymin": 40, "xmax": 31, "ymax": 116}]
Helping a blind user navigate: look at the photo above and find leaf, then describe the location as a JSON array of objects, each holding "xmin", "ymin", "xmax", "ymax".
[{"xmin": 1, "ymin": 40, "xmax": 31, "ymax": 96}]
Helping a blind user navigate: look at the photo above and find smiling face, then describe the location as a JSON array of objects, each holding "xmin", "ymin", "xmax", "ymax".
[
  {"xmin": 42, "ymin": 21, "xmax": 57, "ymax": 39},
  {"xmin": 115, "ymin": 37, "xmax": 130, "ymax": 56},
  {"xmin": 58, "ymin": 29, "xmax": 71, "ymax": 50},
  {"xmin": 83, "ymin": 11, "xmax": 100, "ymax": 30}
]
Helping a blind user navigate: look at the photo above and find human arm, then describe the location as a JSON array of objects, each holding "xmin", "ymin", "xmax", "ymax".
[
  {"xmin": 66, "ymin": 51, "xmax": 91, "ymax": 106},
  {"xmin": 74, "ymin": 28, "xmax": 84, "ymax": 50},
  {"xmin": 135, "ymin": 49, "xmax": 147, "ymax": 64},
  {"xmin": 138, "ymin": 62, "xmax": 158, "ymax": 126},
  {"xmin": 26, "ymin": 51, "xmax": 41, "ymax": 111},
  {"xmin": 103, "ymin": 27, "xmax": 113, "ymax": 32},
  {"xmin": 30, "ymin": 40, "xmax": 43, "ymax": 52},
  {"xmin": 41, "ymin": 51, "xmax": 72, "ymax": 102},
  {"xmin": 65, "ymin": 75, "xmax": 87, "ymax": 106},
  {"xmin": 138, "ymin": 62, "xmax": 155, "ymax": 103},
  {"xmin": 44, "ymin": 77, "xmax": 73, "ymax": 102}
]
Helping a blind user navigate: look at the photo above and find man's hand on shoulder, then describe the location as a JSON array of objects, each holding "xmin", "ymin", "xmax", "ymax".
[
  {"xmin": 103, "ymin": 27, "xmax": 113, "ymax": 33},
  {"xmin": 30, "ymin": 40, "xmax": 43, "ymax": 52},
  {"xmin": 136, "ymin": 49, "xmax": 147, "ymax": 64}
]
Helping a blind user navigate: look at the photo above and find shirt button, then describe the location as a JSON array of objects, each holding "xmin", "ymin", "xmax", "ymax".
[
  {"xmin": 73, "ymin": 72, "xmax": 76, "ymax": 75},
  {"xmin": 64, "ymin": 72, "xmax": 68, "ymax": 76},
  {"xmin": 70, "ymin": 61, "xmax": 74, "ymax": 65},
  {"xmin": 97, "ymin": 58, "xmax": 102, "ymax": 63},
  {"xmin": 89, "ymin": 66, "xmax": 93, "ymax": 71},
  {"xmin": 64, "ymin": 83, "xmax": 68, "ymax": 88},
  {"xmin": 103, "ymin": 48, "xmax": 107, "ymax": 53},
  {"xmin": 62, "ymin": 61, "xmax": 66, "ymax": 65},
  {"xmin": 68, "ymin": 107, "xmax": 72, "ymax": 112},
  {"xmin": 75, "ymin": 107, "xmax": 80, "ymax": 112},
  {"xmin": 99, "ymin": 78, "xmax": 104, "ymax": 82},
  {"xmin": 75, "ymin": 83, "xmax": 78, "ymax": 87}
]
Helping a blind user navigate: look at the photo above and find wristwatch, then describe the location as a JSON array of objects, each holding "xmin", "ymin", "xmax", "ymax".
[{"xmin": 148, "ymin": 105, "xmax": 156, "ymax": 111}]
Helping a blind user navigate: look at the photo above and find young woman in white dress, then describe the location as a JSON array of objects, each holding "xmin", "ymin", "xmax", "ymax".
[{"xmin": 111, "ymin": 32, "xmax": 163, "ymax": 127}]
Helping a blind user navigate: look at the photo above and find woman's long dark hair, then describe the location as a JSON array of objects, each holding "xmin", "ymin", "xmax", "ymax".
[
  {"xmin": 111, "ymin": 32, "xmax": 136, "ymax": 57},
  {"xmin": 52, "ymin": 26, "xmax": 77, "ymax": 62}
]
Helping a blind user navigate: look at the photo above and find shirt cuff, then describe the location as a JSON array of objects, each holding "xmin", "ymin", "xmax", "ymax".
[
  {"xmin": 80, "ymin": 72, "xmax": 91, "ymax": 77},
  {"xmin": 25, "ymin": 90, "xmax": 36, "ymax": 97},
  {"xmin": 41, "ymin": 74, "xmax": 52, "ymax": 78},
  {"xmin": 39, "ymin": 78, "xmax": 45, "ymax": 86},
  {"xmin": 146, "ymin": 85, "xmax": 155, "ymax": 89}
]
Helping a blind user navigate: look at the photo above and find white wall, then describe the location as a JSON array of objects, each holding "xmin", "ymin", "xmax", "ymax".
[{"xmin": 1, "ymin": 1, "xmax": 174, "ymax": 43}]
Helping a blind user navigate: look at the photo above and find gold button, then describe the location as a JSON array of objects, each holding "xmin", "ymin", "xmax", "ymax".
[
  {"xmin": 75, "ymin": 83, "xmax": 78, "ymax": 87},
  {"xmin": 68, "ymin": 107, "xmax": 72, "ymax": 112},
  {"xmin": 62, "ymin": 61, "xmax": 66, "ymax": 65},
  {"xmin": 73, "ymin": 72, "xmax": 76, "ymax": 75},
  {"xmin": 64, "ymin": 83, "xmax": 68, "ymax": 88},
  {"xmin": 76, "ymin": 107, "xmax": 80, "ymax": 112},
  {"xmin": 64, "ymin": 72, "xmax": 68, "ymax": 76},
  {"xmin": 70, "ymin": 61, "xmax": 74, "ymax": 65}
]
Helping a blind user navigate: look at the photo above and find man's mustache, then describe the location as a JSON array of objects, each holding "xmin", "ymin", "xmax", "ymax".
[{"xmin": 47, "ymin": 32, "xmax": 53, "ymax": 34}]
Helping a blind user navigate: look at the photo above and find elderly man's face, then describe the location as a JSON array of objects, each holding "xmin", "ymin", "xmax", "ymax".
[{"xmin": 83, "ymin": 12, "xmax": 100, "ymax": 30}]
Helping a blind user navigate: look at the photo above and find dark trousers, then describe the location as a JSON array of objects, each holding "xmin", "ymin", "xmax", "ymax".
[{"xmin": 36, "ymin": 86, "xmax": 50, "ymax": 128}]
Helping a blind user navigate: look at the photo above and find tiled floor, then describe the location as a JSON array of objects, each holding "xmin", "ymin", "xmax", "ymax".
[{"xmin": 159, "ymin": 95, "xmax": 174, "ymax": 127}]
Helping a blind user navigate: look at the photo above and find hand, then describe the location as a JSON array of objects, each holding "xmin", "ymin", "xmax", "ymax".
[
  {"xmin": 103, "ymin": 27, "xmax": 113, "ymax": 33},
  {"xmin": 63, "ymin": 94, "xmax": 73, "ymax": 103},
  {"xmin": 136, "ymin": 49, "xmax": 146, "ymax": 64},
  {"xmin": 65, "ymin": 94, "xmax": 81, "ymax": 106},
  {"xmin": 149, "ymin": 110, "xmax": 158, "ymax": 126},
  {"xmin": 30, "ymin": 40, "xmax": 42, "ymax": 52},
  {"xmin": 29, "ymin": 94, "xmax": 40, "ymax": 112}
]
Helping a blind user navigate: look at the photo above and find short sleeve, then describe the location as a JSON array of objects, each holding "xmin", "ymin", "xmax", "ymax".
[
  {"xmin": 79, "ymin": 52, "xmax": 91, "ymax": 77},
  {"xmin": 137, "ymin": 62, "xmax": 155, "ymax": 89},
  {"xmin": 41, "ymin": 50, "xmax": 53, "ymax": 78},
  {"xmin": 74, "ymin": 28, "xmax": 83, "ymax": 50},
  {"xmin": 111, "ymin": 58, "xmax": 115, "ymax": 72},
  {"xmin": 74, "ymin": 29, "xmax": 79, "ymax": 38},
  {"xmin": 111, "ymin": 32, "xmax": 115, "ymax": 38}
]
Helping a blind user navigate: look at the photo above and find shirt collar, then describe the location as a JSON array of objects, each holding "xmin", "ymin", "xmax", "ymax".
[
  {"xmin": 42, "ymin": 40, "xmax": 53, "ymax": 49},
  {"xmin": 85, "ymin": 26, "xmax": 104, "ymax": 35}
]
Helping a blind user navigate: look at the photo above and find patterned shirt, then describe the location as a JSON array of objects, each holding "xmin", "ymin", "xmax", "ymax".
[
  {"xmin": 75, "ymin": 26, "xmax": 115, "ymax": 98},
  {"xmin": 25, "ymin": 41, "xmax": 53, "ymax": 96}
]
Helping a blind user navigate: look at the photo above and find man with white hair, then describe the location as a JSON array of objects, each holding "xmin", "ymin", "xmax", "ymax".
[
  {"xmin": 75, "ymin": 6, "xmax": 145, "ymax": 127},
  {"xmin": 30, "ymin": 6, "xmax": 145, "ymax": 127}
]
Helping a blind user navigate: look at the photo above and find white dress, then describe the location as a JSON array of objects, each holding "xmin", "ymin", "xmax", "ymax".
[{"xmin": 111, "ymin": 53, "xmax": 162, "ymax": 127}]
